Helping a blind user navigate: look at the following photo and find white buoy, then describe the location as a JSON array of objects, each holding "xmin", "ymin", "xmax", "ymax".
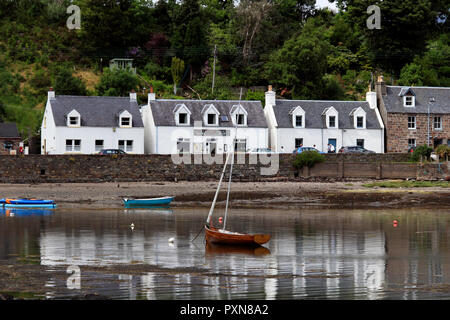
[
  {"xmin": 168, "ymin": 237, "xmax": 175, "ymax": 243},
  {"xmin": 130, "ymin": 223, "xmax": 135, "ymax": 230}
]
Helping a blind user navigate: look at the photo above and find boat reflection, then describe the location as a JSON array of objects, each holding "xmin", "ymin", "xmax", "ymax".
[
  {"xmin": 0, "ymin": 208, "xmax": 53, "ymax": 217},
  {"xmin": 123, "ymin": 206, "xmax": 173, "ymax": 214},
  {"xmin": 205, "ymin": 242, "xmax": 271, "ymax": 256}
]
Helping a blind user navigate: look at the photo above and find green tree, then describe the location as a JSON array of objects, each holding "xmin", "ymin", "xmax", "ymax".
[
  {"xmin": 265, "ymin": 18, "xmax": 332, "ymax": 99},
  {"xmin": 171, "ymin": 57, "xmax": 185, "ymax": 94},
  {"xmin": 53, "ymin": 67, "xmax": 88, "ymax": 96},
  {"xmin": 96, "ymin": 68, "xmax": 139, "ymax": 96}
]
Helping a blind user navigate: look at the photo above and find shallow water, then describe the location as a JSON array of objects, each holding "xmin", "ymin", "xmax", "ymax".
[{"xmin": 1, "ymin": 206, "xmax": 450, "ymax": 300}]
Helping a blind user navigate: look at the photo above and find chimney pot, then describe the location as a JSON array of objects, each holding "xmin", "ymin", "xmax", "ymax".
[{"xmin": 268, "ymin": 85, "xmax": 272, "ymax": 92}]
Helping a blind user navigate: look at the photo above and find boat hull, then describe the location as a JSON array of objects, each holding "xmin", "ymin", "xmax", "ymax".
[
  {"xmin": 123, "ymin": 196, "xmax": 174, "ymax": 207},
  {"xmin": 205, "ymin": 225, "xmax": 270, "ymax": 246},
  {"xmin": 2, "ymin": 203, "xmax": 57, "ymax": 209}
]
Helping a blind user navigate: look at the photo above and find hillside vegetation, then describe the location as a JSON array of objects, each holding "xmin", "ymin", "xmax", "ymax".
[{"xmin": 0, "ymin": 0, "xmax": 448, "ymax": 137}]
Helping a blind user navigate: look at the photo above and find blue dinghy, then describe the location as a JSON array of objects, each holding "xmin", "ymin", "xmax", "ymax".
[
  {"xmin": 123, "ymin": 196, "xmax": 174, "ymax": 207},
  {"xmin": 1, "ymin": 198, "xmax": 57, "ymax": 209}
]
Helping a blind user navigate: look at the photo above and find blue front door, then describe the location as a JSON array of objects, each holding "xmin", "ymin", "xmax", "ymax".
[{"xmin": 328, "ymin": 138, "xmax": 337, "ymax": 153}]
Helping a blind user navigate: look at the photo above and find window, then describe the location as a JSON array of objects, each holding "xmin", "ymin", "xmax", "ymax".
[
  {"xmin": 118, "ymin": 140, "xmax": 133, "ymax": 152},
  {"xmin": 295, "ymin": 115, "xmax": 303, "ymax": 127},
  {"xmin": 408, "ymin": 138, "xmax": 416, "ymax": 148},
  {"xmin": 234, "ymin": 139, "xmax": 246, "ymax": 152},
  {"xmin": 408, "ymin": 116, "xmax": 416, "ymax": 129},
  {"xmin": 434, "ymin": 116, "xmax": 442, "ymax": 130},
  {"xmin": 404, "ymin": 96, "xmax": 415, "ymax": 107},
  {"xmin": 356, "ymin": 139, "xmax": 364, "ymax": 148},
  {"xmin": 295, "ymin": 138, "xmax": 303, "ymax": 149},
  {"xmin": 120, "ymin": 117, "xmax": 130, "ymax": 127},
  {"xmin": 95, "ymin": 140, "xmax": 104, "ymax": 152},
  {"xmin": 220, "ymin": 115, "xmax": 229, "ymax": 122},
  {"xmin": 177, "ymin": 138, "xmax": 190, "ymax": 154},
  {"xmin": 356, "ymin": 116, "xmax": 364, "ymax": 128},
  {"xmin": 329, "ymin": 116, "xmax": 336, "ymax": 128},
  {"xmin": 236, "ymin": 114, "xmax": 245, "ymax": 125},
  {"xmin": 66, "ymin": 139, "xmax": 81, "ymax": 152},
  {"xmin": 178, "ymin": 113, "xmax": 188, "ymax": 125},
  {"xmin": 69, "ymin": 116, "xmax": 79, "ymax": 126},
  {"xmin": 207, "ymin": 113, "xmax": 217, "ymax": 125}
]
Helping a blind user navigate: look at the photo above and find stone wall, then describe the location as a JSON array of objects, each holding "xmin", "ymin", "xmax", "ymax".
[{"xmin": 0, "ymin": 153, "xmax": 445, "ymax": 184}]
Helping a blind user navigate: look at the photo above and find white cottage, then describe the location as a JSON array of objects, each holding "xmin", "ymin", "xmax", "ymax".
[
  {"xmin": 41, "ymin": 90, "xmax": 144, "ymax": 154},
  {"xmin": 141, "ymin": 93, "xmax": 268, "ymax": 154},
  {"xmin": 264, "ymin": 87, "xmax": 385, "ymax": 153}
]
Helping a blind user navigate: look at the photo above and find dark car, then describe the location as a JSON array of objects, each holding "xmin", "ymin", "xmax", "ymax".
[
  {"xmin": 338, "ymin": 146, "xmax": 375, "ymax": 154},
  {"xmin": 98, "ymin": 149, "xmax": 126, "ymax": 155}
]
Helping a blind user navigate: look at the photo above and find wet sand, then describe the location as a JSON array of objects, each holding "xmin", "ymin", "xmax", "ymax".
[{"xmin": 1, "ymin": 180, "xmax": 450, "ymax": 209}]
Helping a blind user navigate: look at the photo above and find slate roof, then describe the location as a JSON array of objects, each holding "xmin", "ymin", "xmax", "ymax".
[
  {"xmin": 382, "ymin": 86, "xmax": 450, "ymax": 114},
  {"xmin": 273, "ymin": 100, "xmax": 382, "ymax": 129},
  {"xmin": 0, "ymin": 122, "xmax": 20, "ymax": 138},
  {"xmin": 149, "ymin": 99, "xmax": 267, "ymax": 128},
  {"xmin": 50, "ymin": 95, "xmax": 144, "ymax": 127}
]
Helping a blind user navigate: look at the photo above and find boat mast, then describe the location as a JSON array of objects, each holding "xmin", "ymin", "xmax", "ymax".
[
  {"xmin": 222, "ymin": 88, "xmax": 243, "ymax": 230},
  {"xmin": 206, "ymin": 152, "xmax": 232, "ymax": 225}
]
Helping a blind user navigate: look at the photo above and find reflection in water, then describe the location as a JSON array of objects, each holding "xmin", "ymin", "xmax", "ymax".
[{"xmin": 0, "ymin": 207, "xmax": 449, "ymax": 299}]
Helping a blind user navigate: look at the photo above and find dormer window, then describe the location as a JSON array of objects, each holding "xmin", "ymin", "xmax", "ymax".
[
  {"xmin": 202, "ymin": 104, "xmax": 220, "ymax": 126},
  {"xmin": 119, "ymin": 110, "xmax": 133, "ymax": 128},
  {"xmin": 289, "ymin": 106, "xmax": 305, "ymax": 128},
  {"xmin": 230, "ymin": 104, "xmax": 248, "ymax": 126},
  {"xmin": 322, "ymin": 106, "xmax": 338, "ymax": 129},
  {"xmin": 350, "ymin": 106, "xmax": 366, "ymax": 129},
  {"xmin": 399, "ymin": 87, "xmax": 416, "ymax": 107},
  {"xmin": 174, "ymin": 104, "xmax": 191, "ymax": 126},
  {"xmin": 67, "ymin": 109, "xmax": 81, "ymax": 127}
]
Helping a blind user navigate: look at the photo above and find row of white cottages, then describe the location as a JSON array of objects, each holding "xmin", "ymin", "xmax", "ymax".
[{"xmin": 40, "ymin": 88, "xmax": 384, "ymax": 155}]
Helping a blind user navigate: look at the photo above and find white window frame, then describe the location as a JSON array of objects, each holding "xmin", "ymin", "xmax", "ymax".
[
  {"xmin": 408, "ymin": 116, "xmax": 416, "ymax": 130},
  {"xmin": 118, "ymin": 140, "xmax": 133, "ymax": 152},
  {"xmin": 202, "ymin": 104, "xmax": 220, "ymax": 126},
  {"xmin": 230, "ymin": 105, "xmax": 248, "ymax": 127},
  {"xmin": 434, "ymin": 116, "xmax": 442, "ymax": 131},
  {"xmin": 174, "ymin": 104, "xmax": 191, "ymax": 126},
  {"xmin": 403, "ymin": 96, "xmax": 415, "ymax": 107},
  {"xmin": 408, "ymin": 138, "xmax": 416, "ymax": 148},
  {"xmin": 95, "ymin": 140, "xmax": 104, "ymax": 152},
  {"xmin": 323, "ymin": 107, "xmax": 339, "ymax": 129},
  {"xmin": 66, "ymin": 139, "xmax": 81, "ymax": 152},
  {"xmin": 119, "ymin": 110, "xmax": 133, "ymax": 128},
  {"xmin": 67, "ymin": 110, "xmax": 81, "ymax": 127},
  {"xmin": 290, "ymin": 106, "xmax": 305, "ymax": 128}
]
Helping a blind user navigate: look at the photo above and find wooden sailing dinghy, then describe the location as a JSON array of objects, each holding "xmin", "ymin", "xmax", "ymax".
[{"xmin": 204, "ymin": 101, "xmax": 270, "ymax": 247}]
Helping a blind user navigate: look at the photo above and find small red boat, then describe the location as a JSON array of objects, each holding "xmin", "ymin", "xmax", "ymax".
[{"xmin": 205, "ymin": 225, "xmax": 270, "ymax": 246}]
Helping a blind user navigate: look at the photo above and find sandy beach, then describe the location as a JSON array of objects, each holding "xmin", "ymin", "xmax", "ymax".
[{"xmin": 1, "ymin": 180, "xmax": 450, "ymax": 209}]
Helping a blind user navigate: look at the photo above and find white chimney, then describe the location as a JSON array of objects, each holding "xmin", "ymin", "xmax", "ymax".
[
  {"xmin": 130, "ymin": 90, "xmax": 137, "ymax": 101},
  {"xmin": 366, "ymin": 90, "xmax": 377, "ymax": 109},
  {"xmin": 265, "ymin": 85, "xmax": 275, "ymax": 108},
  {"xmin": 48, "ymin": 88, "xmax": 55, "ymax": 100}
]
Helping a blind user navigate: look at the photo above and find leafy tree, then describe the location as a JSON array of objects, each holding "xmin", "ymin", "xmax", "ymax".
[
  {"xmin": 171, "ymin": 57, "xmax": 185, "ymax": 94},
  {"xmin": 0, "ymin": 101, "xmax": 6, "ymax": 122},
  {"xmin": 265, "ymin": 18, "xmax": 332, "ymax": 99},
  {"xmin": 53, "ymin": 67, "xmax": 88, "ymax": 96},
  {"xmin": 96, "ymin": 68, "xmax": 139, "ymax": 96}
]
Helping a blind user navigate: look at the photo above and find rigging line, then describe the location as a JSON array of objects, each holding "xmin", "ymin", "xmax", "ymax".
[{"xmin": 222, "ymin": 87, "xmax": 243, "ymax": 231}]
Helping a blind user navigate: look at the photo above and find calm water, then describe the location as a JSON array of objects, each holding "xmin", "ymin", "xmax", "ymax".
[{"xmin": 0, "ymin": 206, "xmax": 449, "ymax": 300}]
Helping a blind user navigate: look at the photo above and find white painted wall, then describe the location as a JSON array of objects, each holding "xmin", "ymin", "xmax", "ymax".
[
  {"xmin": 274, "ymin": 127, "xmax": 383, "ymax": 153},
  {"xmin": 151, "ymin": 126, "xmax": 268, "ymax": 154}
]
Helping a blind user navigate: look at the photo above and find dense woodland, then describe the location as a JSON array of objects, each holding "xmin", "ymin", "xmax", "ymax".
[{"xmin": 0, "ymin": 0, "xmax": 449, "ymax": 136}]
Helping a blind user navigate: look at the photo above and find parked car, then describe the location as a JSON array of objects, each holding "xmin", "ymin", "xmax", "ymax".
[
  {"xmin": 98, "ymin": 149, "xmax": 127, "ymax": 155},
  {"xmin": 293, "ymin": 147, "xmax": 325, "ymax": 154},
  {"xmin": 247, "ymin": 148, "xmax": 275, "ymax": 154},
  {"xmin": 338, "ymin": 146, "xmax": 375, "ymax": 154}
]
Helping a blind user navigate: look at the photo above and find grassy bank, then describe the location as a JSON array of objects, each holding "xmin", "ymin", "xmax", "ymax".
[{"xmin": 363, "ymin": 180, "xmax": 450, "ymax": 188}]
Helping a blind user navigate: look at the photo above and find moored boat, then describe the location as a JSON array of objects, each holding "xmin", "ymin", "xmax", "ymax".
[
  {"xmin": 123, "ymin": 196, "xmax": 174, "ymax": 207},
  {"xmin": 205, "ymin": 225, "xmax": 270, "ymax": 246},
  {"xmin": 1, "ymin": 198, "xmax": 57, "ymax": 209}
]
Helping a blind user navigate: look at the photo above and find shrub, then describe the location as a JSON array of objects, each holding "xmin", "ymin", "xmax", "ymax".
[
  {"xmin": 435, "ymin": 145, "xmax": 450, "ymax": 159},
  {"xmin": 410, "ymin": 144, "xmax": 433, "ymax": 162},
  {"xmin": 293, "ymin": 151, "xmax": 326, "ymax": 169}
]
